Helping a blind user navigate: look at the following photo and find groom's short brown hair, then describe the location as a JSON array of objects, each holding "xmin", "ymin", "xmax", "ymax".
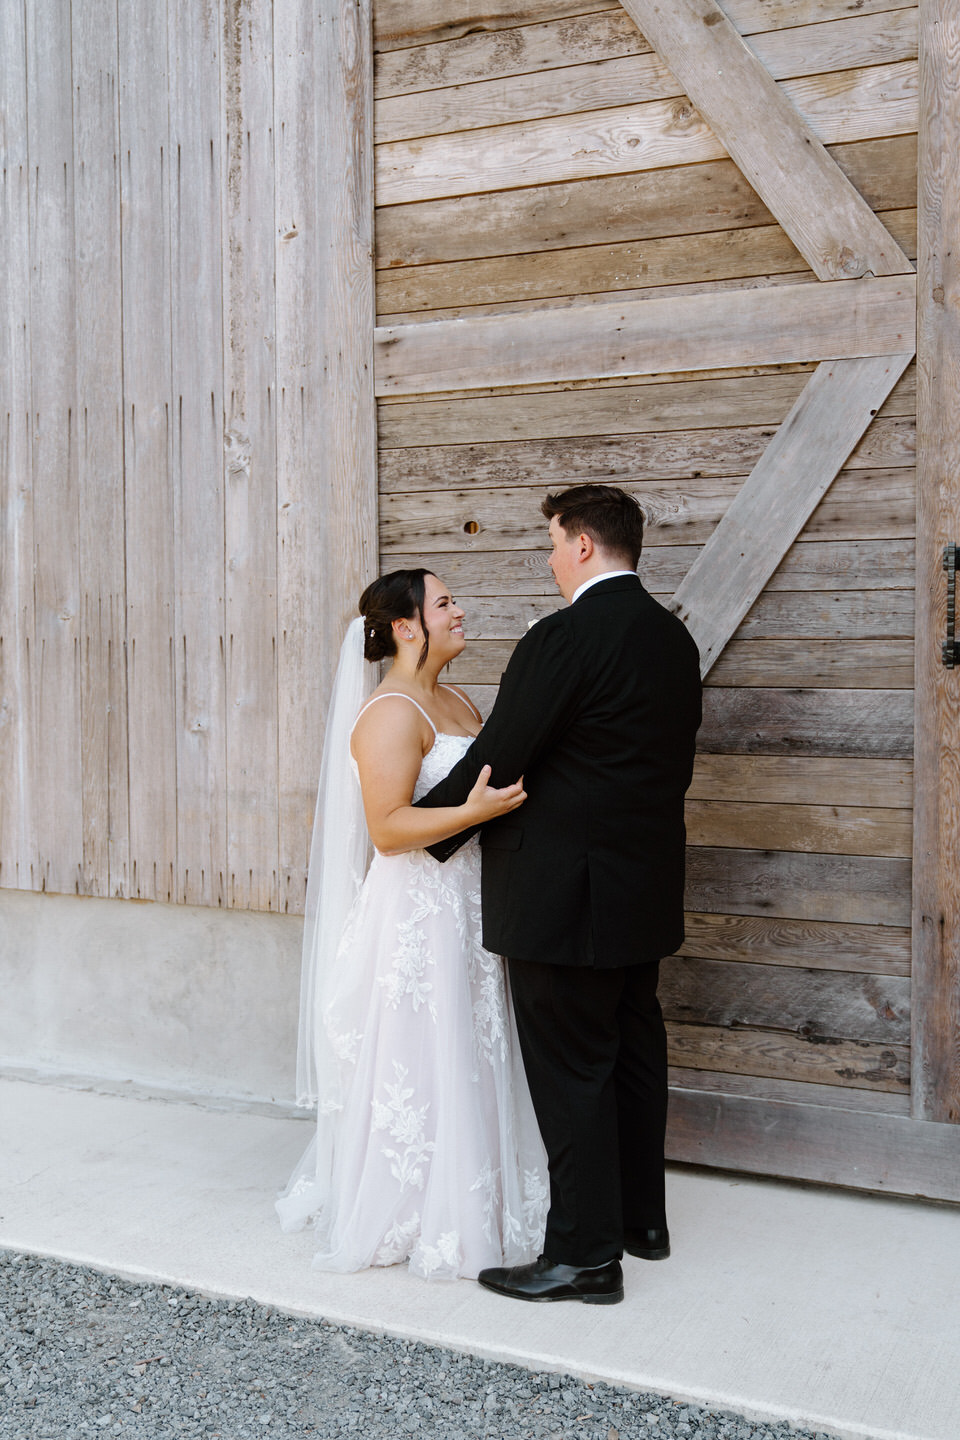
[{"xmin": 541, "ymin": 484, "xmax": 644, "ymax": 569}]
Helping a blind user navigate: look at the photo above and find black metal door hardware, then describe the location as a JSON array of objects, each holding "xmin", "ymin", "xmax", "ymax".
[{"xmin": 944, "ymin": 543, "xmax": 960, "ymax": 667}]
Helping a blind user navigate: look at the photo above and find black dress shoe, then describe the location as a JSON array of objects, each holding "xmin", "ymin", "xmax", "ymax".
[
  {"xmin": 624, "ymin": 1226, "xmax": 670, "ymax": 1260},
  {"xmin": 477, "ymin": 1255, "xmax": 624, "ymax": 1305}
]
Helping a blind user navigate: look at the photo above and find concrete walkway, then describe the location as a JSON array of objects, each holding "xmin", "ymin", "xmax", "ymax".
[{"xmin": 1, "ymin": 1075, "xmax": 957, "ymax": 1440}]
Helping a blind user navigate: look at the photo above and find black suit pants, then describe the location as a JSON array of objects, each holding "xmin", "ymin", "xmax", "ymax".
[{"xmin": 507, "ymin": 956, "xmax": 668, "ymax": 1267}]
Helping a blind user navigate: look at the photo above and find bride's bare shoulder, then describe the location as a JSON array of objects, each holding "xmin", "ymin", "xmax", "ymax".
[{"xmin": 350, "ymin": 688, "xmax": 432, "ymax": 757}]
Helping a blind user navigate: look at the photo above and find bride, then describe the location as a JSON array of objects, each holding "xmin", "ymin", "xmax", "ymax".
[{"xmin": 277, "ymin": 568, "xmax": 548, "ymax": 1279}]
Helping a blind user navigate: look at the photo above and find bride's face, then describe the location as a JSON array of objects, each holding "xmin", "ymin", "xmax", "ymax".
[{"xmin": 405, "ymin": 573, "xmax": 466, "ymax": 665}]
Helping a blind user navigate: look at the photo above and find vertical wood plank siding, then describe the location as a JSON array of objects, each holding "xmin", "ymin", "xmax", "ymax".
[
  {"xmin": 373, "ymin": 0, "xmax": 926, "ymax": 1128},
  {"xmin": 171, "ymin": 0, "xmax": 228, "ymax": 909},
  {"xmin": 0, "ymin": 0, "xmax": 376, "ymax": 914},
  {"xmin": 221, "ymin": 0, "xmax": 280, "ymax": 911},
  {"xmin": 275, "ymin": 0, "xmax": 377, "ymax": 913},
  {"xmin": 26, "ymin": 0, "xmax": 83, "ymax": 898},
  {"xmin": 119, "ymin": 2, "xmax": 178, "ymax": 903},
  {"xmin": 0, "ymin": 0, "xmax": 37, "ymax": 891},
  {"xmin": 73, "ymin": 0, "xmax": 129, "ymax": 899}
]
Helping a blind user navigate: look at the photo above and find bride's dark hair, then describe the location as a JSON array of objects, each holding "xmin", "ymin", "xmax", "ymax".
[{"xmin": 359, "ymin": 569, "xmax": 435, "ymax": 671}]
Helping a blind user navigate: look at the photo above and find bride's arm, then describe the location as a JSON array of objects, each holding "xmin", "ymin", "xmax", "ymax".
[{"xmin": 351, "ymin": 696, "xmax": 525, "ymax": 854}]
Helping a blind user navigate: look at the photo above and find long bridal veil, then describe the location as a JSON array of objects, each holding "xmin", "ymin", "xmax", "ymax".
[{"xmin": 295, "ymin": 616, "xmax": 374, "ymax": 1109}]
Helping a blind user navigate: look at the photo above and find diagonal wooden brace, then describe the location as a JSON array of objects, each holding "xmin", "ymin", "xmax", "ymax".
[
  {"xmin": 619, "ymin": 0, "xmax": 914, "ymax": 280},
  {"xmin": 669, "ymin": 351, "xmax": 915, "ymax": 677}
]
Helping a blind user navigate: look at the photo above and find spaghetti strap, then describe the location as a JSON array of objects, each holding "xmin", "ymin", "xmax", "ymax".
[
  {"xmin": 439, "ymin": 682, "xmax": 482, "ymax": 723},
  {"xmin": 352, "ymin": 691, "xmax": 438, "ymax": 737}
]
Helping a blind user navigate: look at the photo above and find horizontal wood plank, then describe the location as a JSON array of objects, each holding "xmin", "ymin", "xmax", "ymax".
[
  {"xmin": 376, "ymin": 3, "xmax": 653, "ymax": 92},
  {"xmin": 457, "ymin": 680, "xmax": 915, "ymax": 761},
  {"xmin": 391, "ymin": 539, "xmax": 916, "ymax": 594},
  {"xmin": 661, "ymin": 956, "xmax": 911, "ymax": 1043},
  {"xmin": 686, "ymin": 844, "xmax": 912, "ymax": 924},
  {"xmin": 375, "ymin": 134, "xmax": 917, "ymax": 268},
  {"xmin": 686, "ymin": 797, "xmax": 912, "ymax": 857},
  {"xmin": 375, "ymin": 3, "xmax": 917, "ymax": 95},
  {"xmin": 666, "ymin": 1020, "xmax": 909, "ymax": 1090},
  {"xmin": 378, "ymin": 365, "xmax": 913, "ymax": 447},
  {"xmin": 374, "ymin": 10, "xmax": 918, "ymax": 142},
  {"xmin": 667, "ymin": 1066, "xmax": 911, "ymax": 1114},
  {"xmin": 679, "ymin": 911, "xmax": 912, "ymax": 975},
  {"xmin": 441, "ymin": 637, "xmax": 920, "ymax": 700},
  {"xmin": 375, "ymin": 0, "xmax": 918, "ymax": 54},
  {"xmin": 376, "ymin": 210, "xmax": 916, "ymax": 316},
  {"xmin": 378, "ymin": 373, "xmax": 811, "ymax": 446},
  {"xmin": 380, "ymin": 470, "xmax": 917, "ymax": 554},
  {"xmin": 375, "ymin": 276, "xmax": 916, "ymax": 395},
  {"xmin": 455, "ymin": 588, "xmax": 914, "ymax": 641},
  {"xmin": 698, "ymin": 688, "xmax": 913, "ymax": 758},
  {"xmin": 442, "ymin": 633, "xmax": 914, "ymax": 690},
  {"xmin": 376, "ymin": 61, "xmax": 918, "ymax": 205},
  {"xmin": 665, "ymin": 1091, "xmax": 960, "ymax": 1200},
  {"xmin": 708, "ymin": 639, "xmax": 916, "ymax": 689},
  {"xmin": 379, "ymin": 428, "xmax": 915, "ymax": 488},
  {"xmin": 376, "ymin": 267, "xmax": 825, "ymax": 326},
  {"xmin": 737, "ymin": 590, "xmax": 914, "ymax": 639},
  {"xmin": 375, "ymin": 0, "xmax": 620, "ymax": 50},
  {"xmin": 688, "ymin": 754, "xmax": 913, "ymax": 808}
]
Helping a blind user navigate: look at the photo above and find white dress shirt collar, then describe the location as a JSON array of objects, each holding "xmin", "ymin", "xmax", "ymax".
[{"xmin": 571, "ymin": 570, "xmax": 638, "ymax": 605}]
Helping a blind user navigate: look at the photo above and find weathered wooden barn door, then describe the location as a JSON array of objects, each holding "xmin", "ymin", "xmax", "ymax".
[{"xmin": 370, "ymin": 0, "xmax": 960, "ymax": 1197}]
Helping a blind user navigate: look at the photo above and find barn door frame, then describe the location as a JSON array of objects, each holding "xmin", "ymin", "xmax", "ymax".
[{"xmin": 342, "ymin": 0, "xmax": 960, "ymax": 1193}]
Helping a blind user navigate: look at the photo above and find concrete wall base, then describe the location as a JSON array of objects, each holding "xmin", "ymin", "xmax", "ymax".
[{"xmin": 0, "ymin": 890, "xmax": 302, "ymax": 1105}]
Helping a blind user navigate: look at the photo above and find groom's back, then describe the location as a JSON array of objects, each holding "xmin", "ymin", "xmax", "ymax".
[{"xmin": 480, "ymin": 576, "xmax": 702, "ymax": 967}]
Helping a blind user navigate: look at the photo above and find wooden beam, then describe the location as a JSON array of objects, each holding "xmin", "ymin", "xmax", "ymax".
[
  {"xmin": 619, "ymin": 0, "xmax": 913, "ymax": 280},
  {"xmin": 911, "ymin": 0, "xmax": 960, "ymax": 1124},
  {"xmin": 671, "ymin": 353, "xmax": 914, "ymax": 676},
  {"xmin": 375, "ymin": 276, "xmax": 915, "ymax": 395}
]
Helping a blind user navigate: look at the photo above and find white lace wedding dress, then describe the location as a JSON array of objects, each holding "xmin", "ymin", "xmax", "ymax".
[{"xmin": 276, "ymin": 707, "xmax": 548, "ymax": 1279}]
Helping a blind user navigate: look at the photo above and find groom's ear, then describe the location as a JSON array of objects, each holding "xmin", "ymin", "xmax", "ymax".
[{"xmin": 577, "ymin": 531, "xmax": 595, "ymax": 562}]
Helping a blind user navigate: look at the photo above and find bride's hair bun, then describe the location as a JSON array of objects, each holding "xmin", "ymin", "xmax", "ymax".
[{"xmin": 359, "ymin": 569, "xmax": 434, "ymax": 669}]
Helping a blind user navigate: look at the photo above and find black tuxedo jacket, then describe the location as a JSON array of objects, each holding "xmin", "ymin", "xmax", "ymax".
[{"xmin": 416, "ymin": 575, "xmax": 702, "ymax": 967}]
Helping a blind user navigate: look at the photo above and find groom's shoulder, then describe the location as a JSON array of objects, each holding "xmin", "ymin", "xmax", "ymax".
[{"xmin": 511, "ymin": 608, "xmax": 564, "ymax": 665}]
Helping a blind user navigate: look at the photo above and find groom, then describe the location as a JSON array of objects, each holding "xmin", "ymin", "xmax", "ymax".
[{"xmin": 417, "ymin": 484, "xmax": 701, "ymax": 1304}]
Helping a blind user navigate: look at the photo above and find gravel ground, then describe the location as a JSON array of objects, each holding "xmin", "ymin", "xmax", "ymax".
[{"xmin": 1, "ymin": 1251, "xmax": 836, "ymax": 1440}]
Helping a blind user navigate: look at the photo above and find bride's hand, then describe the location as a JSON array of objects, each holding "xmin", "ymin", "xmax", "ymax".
[{"xmin": 464, "ymin": 764, "xmax": 526, "ymax": 824}]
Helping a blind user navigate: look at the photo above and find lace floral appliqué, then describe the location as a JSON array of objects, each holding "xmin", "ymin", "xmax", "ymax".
[{"xmin": 371, "ymin": 1061, "xmax": 436, "ymax": 1191}]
